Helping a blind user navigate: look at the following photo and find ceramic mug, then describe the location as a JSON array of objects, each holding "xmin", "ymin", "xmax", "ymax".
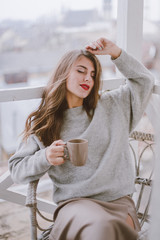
[{"xmin": 64, "ymin": 139, "xmax": 88, "ymax": 166}]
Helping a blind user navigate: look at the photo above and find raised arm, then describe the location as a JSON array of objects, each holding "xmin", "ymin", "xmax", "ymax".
[{"xmin": 86, "ymin": 37, "xmax": 154, "ymax": 132}]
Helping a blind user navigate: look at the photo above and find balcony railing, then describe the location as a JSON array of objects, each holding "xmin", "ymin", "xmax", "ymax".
[{"xmin": 0, "ymin": 80, "xmax": 160, "ymax": 103}]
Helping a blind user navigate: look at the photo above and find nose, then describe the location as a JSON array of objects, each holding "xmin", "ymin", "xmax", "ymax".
[{"xmin": 84, "ymin": 74, "xmax": 91, "ymax": 82}]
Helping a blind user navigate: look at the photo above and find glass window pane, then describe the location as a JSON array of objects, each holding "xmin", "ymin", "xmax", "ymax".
[
  {"xmin": 143, "ymin": 0, "xmax": 160, "ymax": 84},
  {"xmin": 139, "ymin": 0, "xmax": 158, "ymax": 138},
  {"xmin": 0, "ymin": 0, "xmax": 118, "ymax": 91},
  {"xmin": 0, "ymin": 99, "xmax": 41, "ymax": 171},
  {"xmin": 0, "ymin": 0, "xmax": 118, "ymax": 175}
]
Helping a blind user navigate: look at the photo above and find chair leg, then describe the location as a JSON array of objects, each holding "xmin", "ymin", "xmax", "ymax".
[{"xmin": 29, "ymin": 206, "xmax": 37, "ymax": 240}]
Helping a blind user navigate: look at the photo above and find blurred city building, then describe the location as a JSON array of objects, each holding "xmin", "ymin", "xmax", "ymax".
[{"xmin": 4, "ymin": 71, "xmax": 28, "ymax": 84}]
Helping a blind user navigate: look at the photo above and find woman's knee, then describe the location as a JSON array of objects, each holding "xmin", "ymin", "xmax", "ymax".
[{"xmin": 58, "ymin": 199, "xmax": 108, "ymax": 225}]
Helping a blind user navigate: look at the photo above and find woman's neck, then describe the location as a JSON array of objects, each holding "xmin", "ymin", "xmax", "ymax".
[
  {"xmin": 67, "ymin": 102, "xmax": 83, "ymax": 109},
  {"xmin": 66, "ymin": 96, "xmax": 83, "ymax": 109}
]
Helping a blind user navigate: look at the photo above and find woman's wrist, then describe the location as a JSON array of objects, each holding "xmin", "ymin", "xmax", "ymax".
[{"xmin": 110, "ymin": 46, "xmax": 122, "ymax": 60}]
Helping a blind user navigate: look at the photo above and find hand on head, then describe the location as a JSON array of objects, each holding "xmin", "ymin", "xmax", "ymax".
[{"xmin": 85, "ymin": 37, "xmax": 122, "ymax": 59}]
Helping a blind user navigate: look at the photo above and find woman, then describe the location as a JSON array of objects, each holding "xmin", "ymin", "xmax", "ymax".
[{"xmin": 9, "ymin": 37, "xmax": 154, "ymax": 240}]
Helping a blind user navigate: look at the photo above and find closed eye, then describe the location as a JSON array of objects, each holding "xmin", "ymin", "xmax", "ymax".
[
  {"xmin": 76, "ymin": 65, "xmax": 95, "ymax": 79},
  {"xmin": 77, "ymin": 69, "xmax": 85, "ymax": 73}
]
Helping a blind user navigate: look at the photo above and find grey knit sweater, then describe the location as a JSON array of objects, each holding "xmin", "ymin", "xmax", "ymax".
[{"xmin": 9, "ymin": 50, "xmax": 154, "ymax": 204}]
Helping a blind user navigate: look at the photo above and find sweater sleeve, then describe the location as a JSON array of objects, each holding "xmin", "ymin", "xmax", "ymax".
[
  {"xmin": 110, "ymin": 50, "xmax": 154, "ymax": 132},
  {"xmin": 9, "ymin": 135, "xmax": 51, "ymax": 184}
]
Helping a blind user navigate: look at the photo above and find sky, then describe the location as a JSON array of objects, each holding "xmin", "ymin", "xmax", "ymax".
[
  {"xmin": 0, "ymin": 0, "xmax": 103, "ymax": 22},
  {"xmin": 0, "ymin": 0, "xmax": 160, "ymax": 23}
]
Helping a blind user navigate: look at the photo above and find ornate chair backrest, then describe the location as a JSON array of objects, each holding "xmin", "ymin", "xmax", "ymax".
[{"xmin": 129, "ymin": 131, "xmax": 154, "ymax": 228}]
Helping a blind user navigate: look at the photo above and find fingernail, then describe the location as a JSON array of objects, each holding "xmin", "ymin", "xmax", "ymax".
[{"xmin": 99, "ymin": 47, "xmax": 102, "ymax": 50}]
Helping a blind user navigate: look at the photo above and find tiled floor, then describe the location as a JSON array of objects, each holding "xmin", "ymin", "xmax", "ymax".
[
  {"xmin": 0, "ymin": 200, "xmax": 31, "ymax": 240},
  {"xmin": 0, "ymin": 190, "xmax": 53, "ymax": 240}
]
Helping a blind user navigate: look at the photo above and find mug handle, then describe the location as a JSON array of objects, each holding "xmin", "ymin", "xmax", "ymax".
[{"xmin": 64, "ymin": 143, "xmax": 70, "ymax": 161}]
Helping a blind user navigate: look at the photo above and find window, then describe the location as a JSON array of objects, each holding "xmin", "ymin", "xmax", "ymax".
[
  {"xmin": 0, "ymin": 0, "xmax": 118, "ymax": 90},
  {"xmin": 143, "ymin": 0, "xmax": 160, "ymax": 84}
]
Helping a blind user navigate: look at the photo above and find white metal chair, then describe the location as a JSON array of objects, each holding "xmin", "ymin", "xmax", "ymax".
[{"xmin": 25, "ymin": 130, "xmax": 154, "ymax": 240}]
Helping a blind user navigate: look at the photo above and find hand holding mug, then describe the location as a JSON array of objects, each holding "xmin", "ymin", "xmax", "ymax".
[
  {"xmin": 46, "ymin": 140, "xmax": 65, "ymax": 166},
  {"xmin": 46, "ymin": 138, "xmax": 88, "ymax": 167}
]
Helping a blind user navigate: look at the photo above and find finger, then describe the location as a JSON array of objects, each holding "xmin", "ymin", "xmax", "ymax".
[
  {"xmin": 54, "ymin": 151, "xmax": 65, "ymax": 157},
  {"xmin": 55, "ymin": 140, "xmax": 65, "ymax": 146},
  {"xmin": 97, "ymin": 40, "xmax": 104, "ymax": 50},
  {"xmin": 52, "ymin": 157, "xmax": 65, "ymax": 166},
  {"xmin": 92, "ymin": 40, "xmax": 103, "ymax": 50},
  {"xmin": 85, "ymin": 42, "xmax": 97, "ymax": 50},
  {"xmin": 49, "ymin": 147, "xmax": 64, "ymax": 159},
  {"xmin": 86, "ymin": 40, "xmax": 104, "ymax": 51},
  {"xmin": 86, "ymin": 48, "xmax": 103, "ymax": 55},
  {"xmin": 47, "ymin": 145, "xmax": 64, "ymax": 159},
  {"xmin": 54, "ymin": 145, "xmax": 64, "ymax": 152},
  {"xmin": 51, "ymin": 140, "xmax": 65, "ymax": 147}
]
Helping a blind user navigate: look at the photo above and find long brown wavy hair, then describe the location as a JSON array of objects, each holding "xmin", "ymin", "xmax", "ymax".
[{"xmin": 23, "ymin": 50, "xmax": 102, "ymax": 146}]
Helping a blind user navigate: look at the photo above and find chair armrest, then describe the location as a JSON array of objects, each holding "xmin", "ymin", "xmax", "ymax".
[
  {"xmin": 25, "ymin": 179, "xmax": 55, "ymax": 239},
  {"xmin": 25, "ymin": 179, "xmax": 39, "ymax": 207}
]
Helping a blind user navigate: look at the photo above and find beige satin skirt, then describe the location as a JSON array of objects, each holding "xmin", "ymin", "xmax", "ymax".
[{"xmin": 49, "ymin": 196, "xmax": 140, "ymax": 240}]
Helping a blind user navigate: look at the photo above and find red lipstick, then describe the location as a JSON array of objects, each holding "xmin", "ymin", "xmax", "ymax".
[{"xmin": 80, "ymin": 84, "xmax": 90, "ymax": 90}]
